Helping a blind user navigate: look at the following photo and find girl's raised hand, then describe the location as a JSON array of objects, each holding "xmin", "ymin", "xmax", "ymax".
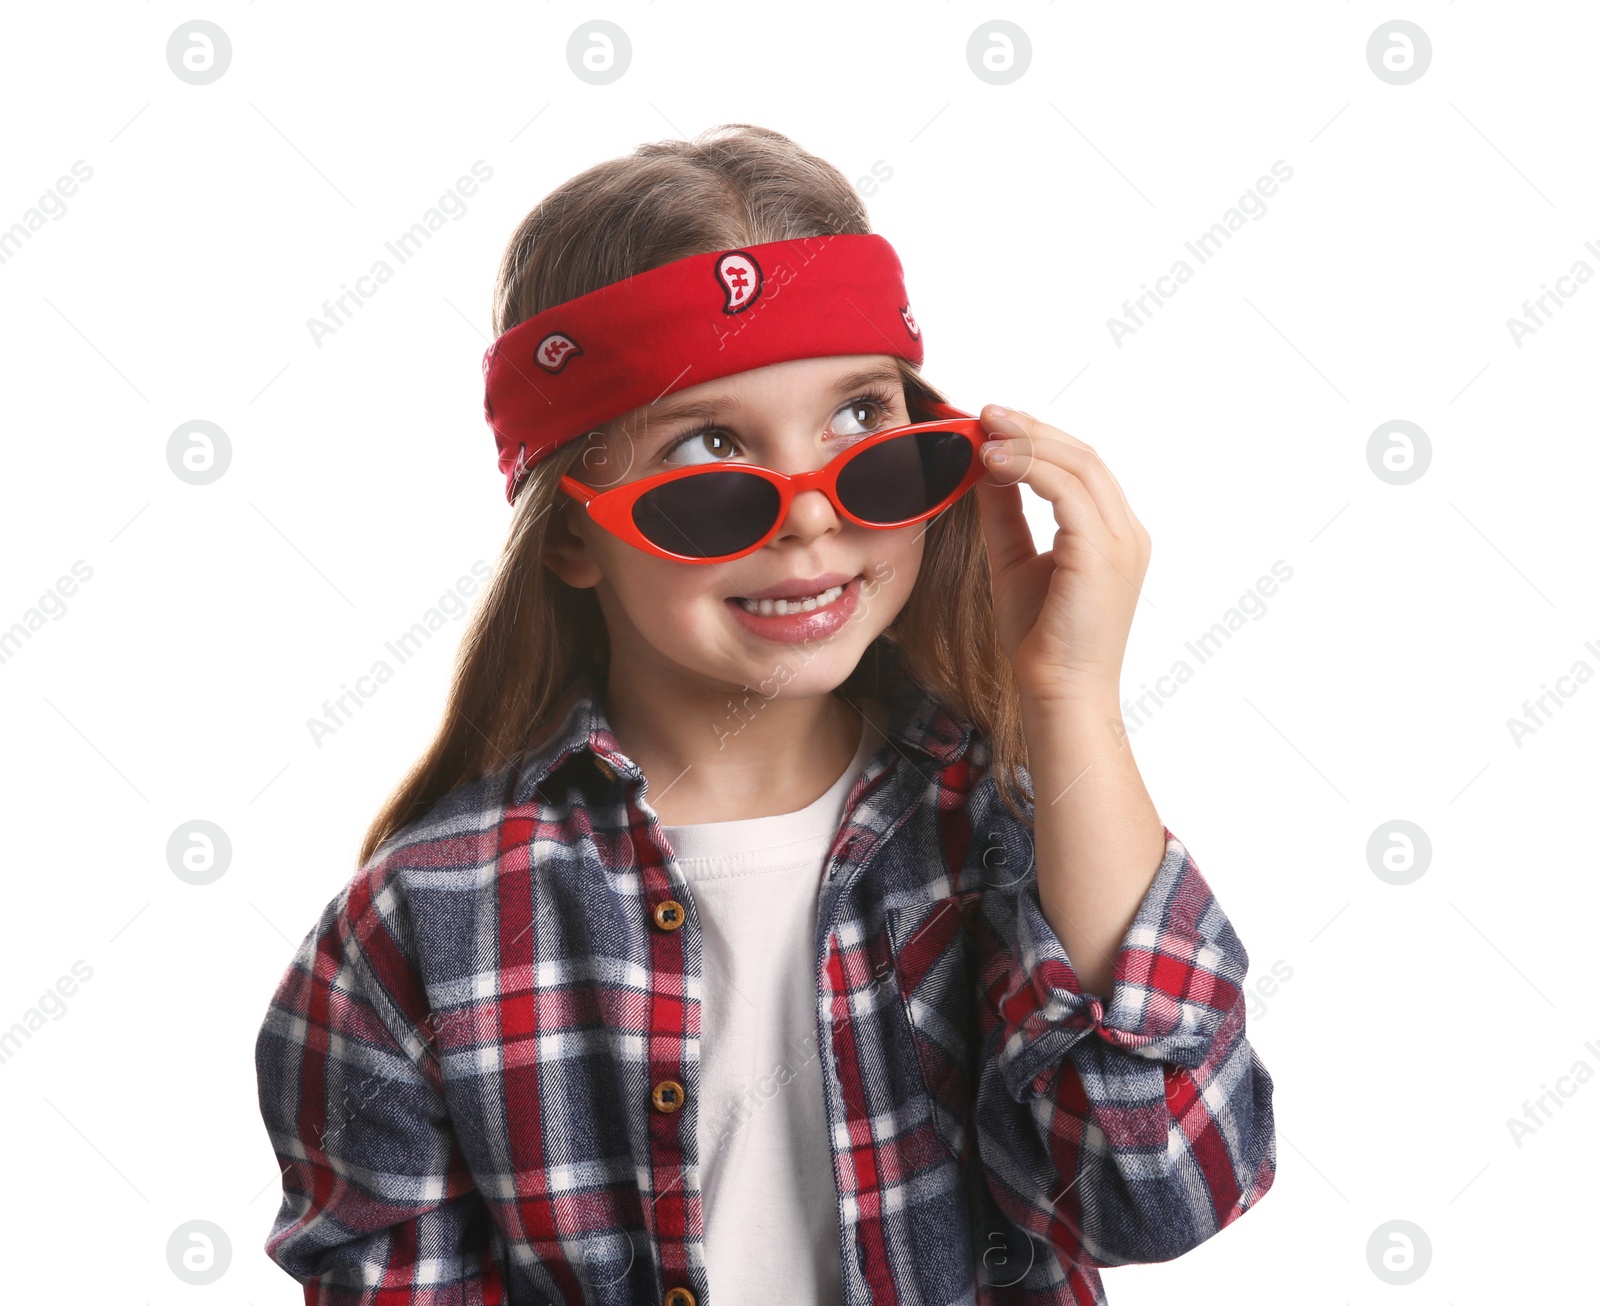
[{"xmin": 972, "ymin": 404, "xmax": 1151, "ymax": 709}]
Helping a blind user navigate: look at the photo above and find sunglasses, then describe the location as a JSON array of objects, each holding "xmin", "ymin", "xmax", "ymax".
[{"xmin": 558, "ymin": 413, "xmax": 989, "ymax": 564}]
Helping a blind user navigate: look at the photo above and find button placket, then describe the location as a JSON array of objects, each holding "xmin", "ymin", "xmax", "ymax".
[{"xmin": 621, "ymin": 760, "xmax": 700, "ymax": 1306}]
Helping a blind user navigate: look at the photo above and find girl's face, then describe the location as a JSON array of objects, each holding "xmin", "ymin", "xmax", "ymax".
[{"xmin": 543, "ymin": 353, "xmax": 926, "ymax": 701}]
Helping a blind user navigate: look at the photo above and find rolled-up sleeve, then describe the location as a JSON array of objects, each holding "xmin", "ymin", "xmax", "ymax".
[{"xmin": 971, "ymin": 805, "xmax": 1277, "ymax": 1272}]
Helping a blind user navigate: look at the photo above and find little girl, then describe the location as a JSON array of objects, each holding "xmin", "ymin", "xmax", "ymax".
[{"xmin": 255, "ymin": 124, "xmax": 1276, "ymax": 1306}]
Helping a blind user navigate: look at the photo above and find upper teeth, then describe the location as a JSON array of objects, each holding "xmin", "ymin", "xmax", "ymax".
[{"xmin": 737, "ymin": 583, "xmax": 846, "ymax": 615}]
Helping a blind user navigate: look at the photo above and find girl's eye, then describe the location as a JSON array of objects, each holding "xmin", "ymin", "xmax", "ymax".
[
  {"xmin": 657, "ymin": 387, "xmax": 900, "ymax": 467},
  {"xmin": 829, "ymin": 394, "xmax": 894, "ymax": 438},
  {"xmin": 660, "ymin": 428, "xmax": 738, "ymax": 468}
]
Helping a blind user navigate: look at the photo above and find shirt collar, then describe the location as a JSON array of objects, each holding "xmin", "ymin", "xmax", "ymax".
[{"xmin": 509, "ymin": 646, "xmax": 973, "ymax": 806}]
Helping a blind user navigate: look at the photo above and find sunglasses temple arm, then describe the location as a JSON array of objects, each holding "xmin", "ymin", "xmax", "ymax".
[{"xmin": 558, "ymin": 474, "xmax": 598, "ymax": 506}]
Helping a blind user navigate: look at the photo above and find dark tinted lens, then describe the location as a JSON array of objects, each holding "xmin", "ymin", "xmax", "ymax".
[
  {"xmin": 633, "ymin": 470, "xmax": 781, "ymax": 558},
  {"xmin": 836, "ymin": 430, "xmax": 973, "ymax": 524}
]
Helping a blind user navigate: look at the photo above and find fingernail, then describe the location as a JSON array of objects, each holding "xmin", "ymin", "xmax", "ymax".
[
  {"xmin": 989, "ymin": 405, "xmax": 1011, "ymax": 418},
  {"xmin": 983, "ymin": 444, "xmax": 1008, "ymax": 465}
]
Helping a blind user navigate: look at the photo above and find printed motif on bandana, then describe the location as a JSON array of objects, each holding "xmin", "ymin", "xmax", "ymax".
[
  {"xmin": 534, "ymin": 331, "xmax": 583, "ymax": 372},
  {"xmin": 715, "ymin": 250, "xmax": 764, "ymax": 313}
]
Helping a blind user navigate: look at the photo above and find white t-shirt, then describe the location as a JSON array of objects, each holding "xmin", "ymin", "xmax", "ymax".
[{"xmin": 659, "ymin": 704, "xmax": 884, "ymax": 1306}]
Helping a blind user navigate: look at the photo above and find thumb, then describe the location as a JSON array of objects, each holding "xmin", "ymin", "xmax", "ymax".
[{"xmin": 973, "ymin": 459, "xmax": 1035, "ymax": 577}]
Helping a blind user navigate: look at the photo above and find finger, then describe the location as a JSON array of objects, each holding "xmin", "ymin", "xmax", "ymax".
[
  {"xmin": 980, "ymin": 442, "xmax": 1115, "ymax": 560},
  {"xmin": 985, "ymin": 407, "xmax": 1128, "ymax": 509},
  {"xmin": 972, "ymin": 461, "xmax": 1037, "ymax": 577},
  {"xmin": 980, "ymin": 439, "xmax": 1155, "ymax": 609},
  {"xmin": 981, "ymin": 434, "xmax": 1123, "ymax": 550},
  {"xmin": 981, "ymin": 406, "xmax": 1135, "ymax": 540},
  {"xmin": 981, "ymin": 404, "xmax": 1146, "ymax": 546}
]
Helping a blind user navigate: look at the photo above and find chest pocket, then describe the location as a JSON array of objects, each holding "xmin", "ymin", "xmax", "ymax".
[{"xmin": 885, "ymin": 888, "xmax": 985, "ymax": 1163}]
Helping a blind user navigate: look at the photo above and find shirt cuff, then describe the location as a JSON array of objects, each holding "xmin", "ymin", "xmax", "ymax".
[{"xmin": 993, "ymin": 827, "xmax": 1249, "ymax": 1103}]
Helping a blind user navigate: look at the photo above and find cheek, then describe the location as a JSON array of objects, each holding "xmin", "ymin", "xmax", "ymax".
[
  {"xmin": 856, "ymin": 525, "xmax": 924, "ymax": 599},
  {"xmin": 598, "ymin": 544, "xmax": 723, "ymax": 622}
]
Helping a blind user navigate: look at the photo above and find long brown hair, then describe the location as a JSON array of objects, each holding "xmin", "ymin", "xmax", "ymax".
[{"xmin": 357, "ymin": 124, "xmax": 1031, "ymax": 868}]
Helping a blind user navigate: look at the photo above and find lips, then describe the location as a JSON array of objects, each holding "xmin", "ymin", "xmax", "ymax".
[
  {"xmin": 736, "ymin": 571, "xmax": 859, "ymax": 602},
  {"xmin": 724, "ymin": 573, "xmax": 865, "ymax": 642}
]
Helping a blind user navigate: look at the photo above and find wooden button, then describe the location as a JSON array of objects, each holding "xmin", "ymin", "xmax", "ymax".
[
  {"xmin": 653, "ymin": 899, "xmax": 686, "ymax": 931},
  {"xmin": 664, "ymin": 1289, "xmax": 696, "ymax": 1306},
  {"xmin": 593, "ymin": 756, "xmax": 618, "ymax": 781},
  {"xmin": 651, "ymin": 1079, "xmax": 685, "ymax": 1113}
]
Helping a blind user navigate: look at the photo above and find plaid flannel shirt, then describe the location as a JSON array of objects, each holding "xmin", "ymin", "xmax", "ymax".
[{"xmin": 255, "ymin": 657, "xmax": 1277, "ymax": 1305}]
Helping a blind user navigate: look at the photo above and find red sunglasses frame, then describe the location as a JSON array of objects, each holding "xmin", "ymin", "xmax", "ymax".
[{"xmin": 558, "ymin": 410, "xmax": 987, "ymax": 564}]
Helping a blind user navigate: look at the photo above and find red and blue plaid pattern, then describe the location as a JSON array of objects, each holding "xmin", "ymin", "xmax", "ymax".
[{"xmin": 255, "ymin": 659, "xmax": 1277, "ymax": 1304}]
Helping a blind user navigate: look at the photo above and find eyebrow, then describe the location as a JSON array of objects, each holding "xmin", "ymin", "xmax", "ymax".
[{"xmin": 626, "ymin": 363, "xmax": 905, "ymax": 439}]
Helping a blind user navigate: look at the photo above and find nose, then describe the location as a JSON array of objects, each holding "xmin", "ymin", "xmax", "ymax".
[
  {"xmin": 773, "ymin": 486, "xmax": 840, "ymax": 544},
  {"xmin": 768, "ymin": 452, "xmax": 843, "ymax": 548}
]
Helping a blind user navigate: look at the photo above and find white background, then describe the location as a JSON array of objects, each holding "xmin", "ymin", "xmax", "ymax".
[{"xmin": 1, "ymin": 1, "xmax": 1595, "ymax": 1301}]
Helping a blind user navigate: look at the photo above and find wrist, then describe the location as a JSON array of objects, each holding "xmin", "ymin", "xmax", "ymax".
[
  {"xmin": 1018, "ymin": 680, "xmax": 1122, "ymax": 726},
  {"xmin": 1019, "ymin": 690, "xmax": 1135, "ymax": 778}
]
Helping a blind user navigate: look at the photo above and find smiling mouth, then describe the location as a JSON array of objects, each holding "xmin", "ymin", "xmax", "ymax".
[
  {"xmin": 733, "ymin": 585, "xmax": 844, "ymax": 616},
  {"xmin": 728, "ymin": 573, "xmax": 863, "ymax": 616}
]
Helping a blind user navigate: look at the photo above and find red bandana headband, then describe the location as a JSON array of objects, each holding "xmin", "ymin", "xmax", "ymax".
[{"xmin": 480, "ymin": 232, "xmax": 927, "ymax": 503}]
